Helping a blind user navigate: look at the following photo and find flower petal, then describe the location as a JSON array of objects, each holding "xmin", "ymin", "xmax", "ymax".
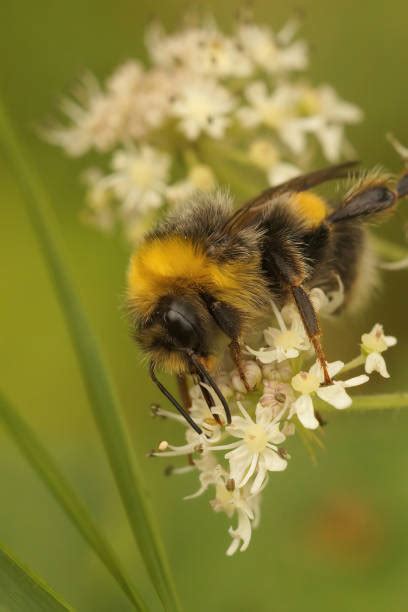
[
  {"xmin": 309, "ymin": 359, "xmax": 344, "ymax": 381},
  {"xmin": 293, "ymin": 394, "xmax": 319, "ymax": 429},
  {"xmin": 246, "ymin": 346, "xmax": 278, "ymax": 364},
  {"xmin": 317, "ymin": 382, "xmax": 351, "ymax": 410},
  {"xmin": 250, "ymin": 464, "xmax": 268, "ymax": 494},
  {"xmin": 263, "ymin": 448, "xmax": 288, "ymax": 471},
  {"xmin": 365, "ymin": 352, "xmax": 390, "ymax": 378},
  {"xmin": 266, "ymin": 424, "xmax": 286, "ymax": 445},
  {"xmin": 343, "ymin": 374, "xmax": 369, "ymax": 388}
]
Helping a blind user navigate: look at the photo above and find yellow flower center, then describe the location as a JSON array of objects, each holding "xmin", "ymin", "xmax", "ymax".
[
  {"xmin": 291, "ymin": 371, "xmax": 321, "ymax": 395},
  {"xmin": 244, "ymin": 423, "xmax": 269, "ymax": 453},
  {"xmin": 298, "ymin": 88, "xmax": 322, "ymax": 116},
  {"xmin": 274, "ymin": 329, "xmax": 303, "ymax": 351},
  {"xmin": 361, "ymin": 327, "xmax": 388, "ymax": 354}
]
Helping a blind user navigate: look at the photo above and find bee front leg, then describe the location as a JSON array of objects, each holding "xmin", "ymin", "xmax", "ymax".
[
  {"xmin": 177, "ymin": 374, "xmax": 191, "ymax": 410},
  {"xmin": 200, "ymin": 293, "xmax": 249, "ymax": 390},
  {"xmin": 229, "ymin": 338, "xmax": 250, "ymax": 392}
]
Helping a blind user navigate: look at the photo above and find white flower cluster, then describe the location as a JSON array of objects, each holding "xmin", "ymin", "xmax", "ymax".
[
  {"xmin": 152, "ymin": 288, "xmax": 396, "ymax": 555},
  {"xmin": 46, "ymin": 16, "xmax": 362, "ymax": 242}
]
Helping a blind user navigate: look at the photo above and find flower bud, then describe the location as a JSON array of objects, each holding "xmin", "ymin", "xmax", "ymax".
[{"xmin": 231, "ymin": 361, "xmax": 262, "ymax": 393}]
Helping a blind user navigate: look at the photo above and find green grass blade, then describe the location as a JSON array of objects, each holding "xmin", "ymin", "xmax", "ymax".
[
  {"xmin": 0, "ymin": 390, "xmax": 147, "ymax": 611},
  {"xmin": 0, "ymin": 102, "xmax": 181, "ymax": 611},
  {"xmin": 0, "ymin": 542, "xmax": 72, "ymax": 611}
]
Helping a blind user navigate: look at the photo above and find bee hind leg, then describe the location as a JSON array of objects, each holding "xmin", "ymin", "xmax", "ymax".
[
  {"xmin": 397, "ymin": 172, "xmax": 408, "ymax": 198},
  {"xmin": 291, "ymin": 285, "xmax": 332, "ymax": 385}
]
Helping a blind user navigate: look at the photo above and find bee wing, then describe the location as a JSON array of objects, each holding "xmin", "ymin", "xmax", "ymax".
[{"xmin": 222, "ymin": 161, "xmax": 359, "ymax": 233}]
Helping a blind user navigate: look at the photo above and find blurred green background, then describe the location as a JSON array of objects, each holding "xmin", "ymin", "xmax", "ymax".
[{"xmin": 0, "ymin": 1, "xmax": 408, "ymax": 610}]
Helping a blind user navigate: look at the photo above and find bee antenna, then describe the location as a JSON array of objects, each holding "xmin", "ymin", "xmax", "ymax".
[
  {"xmin": 186, "ymin": 351, "xmax": 232, "ymax": 425},
  {"xmin": 149, "ymin": 362, "xmax": 203, "ymax": 435}
]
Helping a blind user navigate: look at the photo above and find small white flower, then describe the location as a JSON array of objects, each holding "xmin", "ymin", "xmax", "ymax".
[
  {"xmin": 247, "ymin": 299, "xmax": 309, "ymax": 364},
  {"xmin": 194, "ymin": 29, "xmax": 253, "ymax": 78},
  {"xmin": 298, "ymin": 84, "xmax": 363, "ymax": 161},
  {"xmin": 361, "ymin": 324, "xmax": 397, "ymax": 378},
  {"xmin": 45, "ymin": 73, "xmax": 124, "ymax": 156},
  {"xmin": 184, "ymin": 454, "xmax": 225, "ymax": 500},
  {"xmin": 237, "ymin": 23, "xmax": 308, "ymax": 73},
  {"xmin": 146, "ymin": 23, "xmax": 199, "ymax": 68},
  {"xmin": 212, "ymin": 402, "xmax": 288, "ymax": 495},
  {"xmin": 238, "ymin": 82, "xmax": 313, "ymax": 155},
  {"xmin": 125, "ymin": 68, "xmax": 181, "ymax": 140},
  {"xmin": 105, "ymin": 145, "xmax": 170, "ymax": 214},
  {"xmin": 211, "ymin": 479, "xmax": 261, "ymax": 555},
  {"xmin": 290, "ymin": 361, "xmax": 368, "ymax": 429},
  {"xmin": 171, "ymin": 78, "xmax": 235, "ymax": 140}
]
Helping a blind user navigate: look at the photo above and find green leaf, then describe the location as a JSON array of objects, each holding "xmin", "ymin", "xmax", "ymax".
[
  {"xmin": 0, "ymin": 543, "xmax": 71, "ymax": 611},
  {"xmin": 0, "ymin": 390, "xmax": 146, "ymax": 612},
  {"xmin": 0, "ymin": 102, "xmax": 181, "ymax": 611}
]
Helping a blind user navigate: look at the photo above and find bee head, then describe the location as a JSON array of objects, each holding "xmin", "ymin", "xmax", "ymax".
[{"xmin": 136, "ymin": 294, "xmax": 218, "ymax": 374}]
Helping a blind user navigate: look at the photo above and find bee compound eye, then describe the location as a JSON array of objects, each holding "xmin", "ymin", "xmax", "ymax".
[{"xmin": 164, "ymin": 309, "xmax": 200, "ymax": 350}]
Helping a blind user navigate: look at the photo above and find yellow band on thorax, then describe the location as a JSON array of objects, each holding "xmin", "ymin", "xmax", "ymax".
[
  {"xmin": 127, "ymin": 236, "xmax": 246, "ymax": 312},
  {"xmin": 290, "ymin": 191, "xmax": 328, "ymax": 226}
]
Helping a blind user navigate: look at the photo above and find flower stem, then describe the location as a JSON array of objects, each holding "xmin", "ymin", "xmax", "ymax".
[
  {"xmin": 319, "ymin": 392, "xmax": 408, "ymax": 412},
  {"xmin": 340, "ymin": 354, "xmax": 365, "ymax": 374}
]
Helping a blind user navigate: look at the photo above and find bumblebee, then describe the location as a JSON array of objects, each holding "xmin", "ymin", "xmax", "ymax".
[{"xmin": 127, "ymin": 161, "xmax": 408, "ymax": 433}]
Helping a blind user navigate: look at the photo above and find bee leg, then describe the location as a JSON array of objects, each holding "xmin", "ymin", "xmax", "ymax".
[
  {"xmin": 177, "ymin": 374, "xmax": 191, "ymax": 409},
  {"xmin": 291, "ymin": 285, "xmax": 332, "ymax": 385},
  {"xmin": 229, "ymin": 339, "xmax": 250, "ymax": 391},
  {"xmin": 195, "ymin": 370, "xmax": 222, "ymax": 425},
  {"xmin": 186, "ymin": 351, "xmax": 232, "ymax": 424},
  {"xmin": 397, "ymin": 171, "xmax": 408, "ymax": 198},
  {"xmin": 175, "ymin": 376, "xmax": 199, "ymax": 466},
  {"xmin": 328, "ymin": 181, "xmax": 396, "ymax": 223},
  {"xmin": 149, "ymin": 362, "xmax": 203, "ymax": 434},
  {"xmin": 177, "ymin": 370, "xmax": 222, "ymax": 426},
  {"xmin": 199, "ymin": 293, "xmax": 249, "ymax": 389}
]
